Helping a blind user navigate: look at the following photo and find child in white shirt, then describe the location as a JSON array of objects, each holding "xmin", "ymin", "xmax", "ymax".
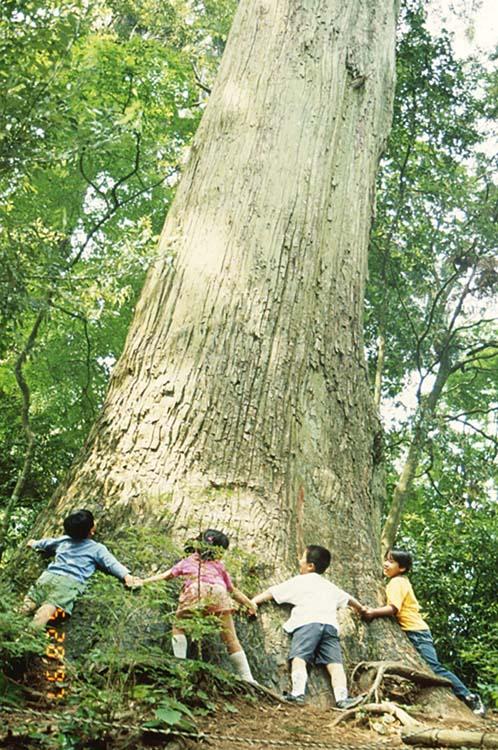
[{"xmin": 251, "ymin": 544, "xmax": 365, "ymax": 708}]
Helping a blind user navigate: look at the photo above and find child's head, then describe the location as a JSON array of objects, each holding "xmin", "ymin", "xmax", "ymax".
[
  {"xmin": 186, "ymin": 529, "xmax": 229, "ymax": 560},
  {"xmin": 299, "ymin": 545, "xmax": 331, "ymax": 574},
  {"xmin": 384, "ymin": 549, "xmax": 412, "ymax": 577},
  {"xmin": 63, "ymin": 510, "xmax": 95, "ymax": 541}
]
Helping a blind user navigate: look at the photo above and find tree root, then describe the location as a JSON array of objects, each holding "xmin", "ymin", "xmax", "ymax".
[
  {"xmin": 237, "ymin": 680, "xmax": 288, "ymax": 704},
  {"xmin": 329, "ymin": 701, "xmax": 422, "ymax": 729},
  {"xmin": 351, "ymin": 661, "xmax": 452, "ymax": 703},
  {"xmin": 328, "ymin": 696, "xmax": 495, "ymax": 748},
  {"xmin": 401, "ymin": 726, "xmax": 498, "ymax": 747}
]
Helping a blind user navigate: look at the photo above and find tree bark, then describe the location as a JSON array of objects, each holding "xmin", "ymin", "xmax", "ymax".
[
  {"xmin": 24, "ymin": 0, "xmax": 447, "ymax": 694},
  {"xmin": 49, "ymin": 0, "xmax": 398, "ymax": 556}
]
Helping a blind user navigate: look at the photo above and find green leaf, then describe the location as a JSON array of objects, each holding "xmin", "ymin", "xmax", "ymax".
[{"xmin": 154, "ymin": 707, "xmax": 183, "ymax": 725}]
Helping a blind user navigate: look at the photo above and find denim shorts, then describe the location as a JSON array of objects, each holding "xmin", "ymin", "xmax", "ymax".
[
  {"xmin": 26, "ymin": 571, "xmax": 85, "ymax": 614},
  {"xmin": 289, "ymin": 623, "xmax": 343, "ymax": 665}
]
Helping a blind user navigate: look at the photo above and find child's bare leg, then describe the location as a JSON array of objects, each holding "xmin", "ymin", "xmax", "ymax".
[
  {"xmin": 326, "ymin": 662, "xmax": 348, "ymax": 703},
  {"xmin": 290, "ymin": 657, "xmax": 308, "ymax": 696},
  {"xmin": 219, "ymin": 612, "xmax": 241, "ymax": 654},
  {"xmin": 219, "ymin": 612, "xmax": 254, "ymax": 682},
  {"xmin": 32, "ymin": 603, "xmax": 58, "ymax": 628},
  {"xmin": 171, "ymin": 623, "xmax": 188, "ymax": 658},
  {"xmin": 20, "ymin": 596, "xmax": 37, "ymax": 616}
]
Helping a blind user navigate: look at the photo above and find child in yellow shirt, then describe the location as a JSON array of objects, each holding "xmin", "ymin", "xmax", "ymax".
[{"xmin": 363, "ymin": 549, "xmax": 485, "ymax": 716}]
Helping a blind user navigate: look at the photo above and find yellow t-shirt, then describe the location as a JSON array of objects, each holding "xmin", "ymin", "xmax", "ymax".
[{"xmin": 386, "ymin": 576, "xmax": 429, "ymax": 631}]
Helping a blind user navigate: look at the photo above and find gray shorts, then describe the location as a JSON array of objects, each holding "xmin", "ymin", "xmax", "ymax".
[
  {"xmin": 289, "ymin": 623, "xmax": 343, "ymax": 665},
  {"xmin": 26, "ymin": 571, "xmax": 85, "ymax": 614}
]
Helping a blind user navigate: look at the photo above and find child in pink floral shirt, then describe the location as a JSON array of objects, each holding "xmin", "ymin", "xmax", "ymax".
[{"xmin": 139, "ymin": 529, "xmax": 256, "ymax": 681}]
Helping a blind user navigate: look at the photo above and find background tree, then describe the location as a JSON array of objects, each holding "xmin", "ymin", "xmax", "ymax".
[
  {"xmin": 365, "ymin": 4, "xmax": 497, "ymax": 551},
  {"xmin": 365, "ymin": 2, "xmax": 497, "ymax": 702}
]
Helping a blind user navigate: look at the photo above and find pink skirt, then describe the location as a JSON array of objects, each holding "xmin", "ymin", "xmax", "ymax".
[{"xmin": 177, "ymin": 582, "xmax": 233, "ymax": 615}]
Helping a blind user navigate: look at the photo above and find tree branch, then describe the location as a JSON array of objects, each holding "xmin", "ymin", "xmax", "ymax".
[
  {"xmin": 442, "ymin": 406, "xmax": 498, "ymax": 421},
  {"xmin": 450, "ymin": 417, "xmax": 498, "ymax": 446},
  {"xmin": 79, "ymin": 149, "xmax": 110, "ymax": 210},
  {"xmin": 424, "ymin": 468, "xmax": 446, "ymax": 501},
  {"xmin": 415, "ymin": 268, "xmax": 461, "ymax": 364},
  {"xmin": 48, "ymin": 302, "xmax": 95, "ymax": 417},
  {"xmin": 191, "ymin": 62, "xmax": 211, "ymax": 94},
  {"xmin": 450, "ymin": 341, "xmax": 498, "ymax": 374},
  {"xmin": 0, "ymin": 304, "xmax": 49, "ymax": 559},
  {"xmin": 110, "ymin": 131, "xmax": 142, "ymax": 208},
  {"xmin": 70, "ymin": 164, "xmax": 178, "ymax": 268},
  {"xmin": 452, "ymin": 316, "xmax": 498, "ymax": 334}
]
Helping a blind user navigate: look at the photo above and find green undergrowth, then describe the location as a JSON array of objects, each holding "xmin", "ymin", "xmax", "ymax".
[{"xmin": 0, "ymin": 526, "xmax": 262, "ymax": 749}]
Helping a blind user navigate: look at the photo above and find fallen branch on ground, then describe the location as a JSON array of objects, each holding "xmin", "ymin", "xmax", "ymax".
[{"xmin": 401, "ymin": 726, "xmax": 498, "ymax": 747}]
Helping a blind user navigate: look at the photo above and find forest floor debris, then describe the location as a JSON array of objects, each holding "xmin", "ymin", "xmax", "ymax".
[
  {"xmin": 0, "ymin": 695, "xmax": 496, "ymax": 750},
  {"xmin": 195, "ymin": 695, "xmax": 497, "ymax": 750}
]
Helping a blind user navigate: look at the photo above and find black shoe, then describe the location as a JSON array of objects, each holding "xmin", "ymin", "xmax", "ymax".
[
  {"xmin": 283, "ymin": 691, "xmax": 305, "ymax": 705},
  {"xmin": 463, "ymin": 693, "xmax": 486, "ymax": 716},
  {"xmin": 335, "ymin": 695, "xmax": 365, "ymax": 710}
]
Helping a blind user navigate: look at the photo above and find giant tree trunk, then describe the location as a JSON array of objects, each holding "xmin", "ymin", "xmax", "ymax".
[
  {"xmin": 53, "ymin": 0, "xmax": 397, "ymax": 564},
  {"xmin": 27, "ymin": 0, "xmax": 462, "ymax": 705}
]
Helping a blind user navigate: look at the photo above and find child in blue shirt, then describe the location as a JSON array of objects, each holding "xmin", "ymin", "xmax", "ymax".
[{"xmin": 22, "ymin": 509, "xmax": 138, "ymax": 627}]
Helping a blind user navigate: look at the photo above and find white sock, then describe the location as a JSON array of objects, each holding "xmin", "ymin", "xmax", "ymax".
[
  {"xmin": 172, "ymin": 633, "xmax": 187, "ymax": 659},
  {"xmin": 291, "ymin": 662, "xmax": 308, "ymax": 696},
  {"xmin": 229, "ymin": 650, "xmax": 254, "ymax": 682},
  {"xmin": 334, "ymin": 686, "xmax": 348, "ymax": 703}
]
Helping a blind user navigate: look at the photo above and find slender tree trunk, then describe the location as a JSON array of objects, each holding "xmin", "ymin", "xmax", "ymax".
[
  {"xmin": 373, "ymin": 332, "xmax": 386, "ymax": 408},
  {"xmin": 381, "ymin": 352, "xmax": 451, "ymax": 555},
  {"xmin": 0, "ymin": 307, "xmax": 48, "ymax": 559}
]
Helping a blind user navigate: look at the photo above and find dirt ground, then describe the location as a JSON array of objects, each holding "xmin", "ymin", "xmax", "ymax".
[
  {"xmin": 1, "ymin": 692, "xmax": 496, "ymax": 750},
  {"xmin": 193, "ymin": 693, "xmax": 497, "ymax": 750}
]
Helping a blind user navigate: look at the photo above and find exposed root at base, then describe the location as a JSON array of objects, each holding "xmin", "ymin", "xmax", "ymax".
[
  {"xmin": 329, "ymin": 701, "xmax": 421, "ymax": 729},
  {"xmin": 328, "ymin": 698, "xmax": 496, "ymax": 748},
  {"xmin": 351, "ymin": 660, "xmax": 452, "ymax": 704}
]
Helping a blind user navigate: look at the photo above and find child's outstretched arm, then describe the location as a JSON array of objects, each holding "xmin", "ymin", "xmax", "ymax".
[
  {"xmin": 138, "ymin": 568, "xmax": 175, "ymax": 586},
  {"xmin": 27, "ymin": 537, "xmax": 62, "ymax": 553},
  {"xmin": 362, "ymin": 603, "xmax": 397, "ymax": 621},
  {"xmin": 250, "ymin": 590, "xmax": 274, "ymax": 608},
  {"xmin": 347, "ymin": 596, "xmax": 367, "ymax": 616},
  {"xmin": 231, "ymin": 587, "xmax": 257, "ymax": 616}
]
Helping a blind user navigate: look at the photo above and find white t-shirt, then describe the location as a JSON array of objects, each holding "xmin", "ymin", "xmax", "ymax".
[{"xmin": 269, "ymin": 573, "xmax": 350, "ymax": 633}]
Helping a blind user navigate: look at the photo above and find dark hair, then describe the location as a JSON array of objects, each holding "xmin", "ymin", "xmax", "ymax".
[
  {"xmin": 389, "ymin": 549, "xmax": 413, "ymax": 573},
  {"xmin": 306, "ymin": 545, "xmax": 331, "ymax": 574},
  {"xmin": 63, "ymin": 510, "xmax": 95, "ymax": 541},
  {"xmin": 185, "ymin": 529, "xmax": 229, "ymax": 560}
]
